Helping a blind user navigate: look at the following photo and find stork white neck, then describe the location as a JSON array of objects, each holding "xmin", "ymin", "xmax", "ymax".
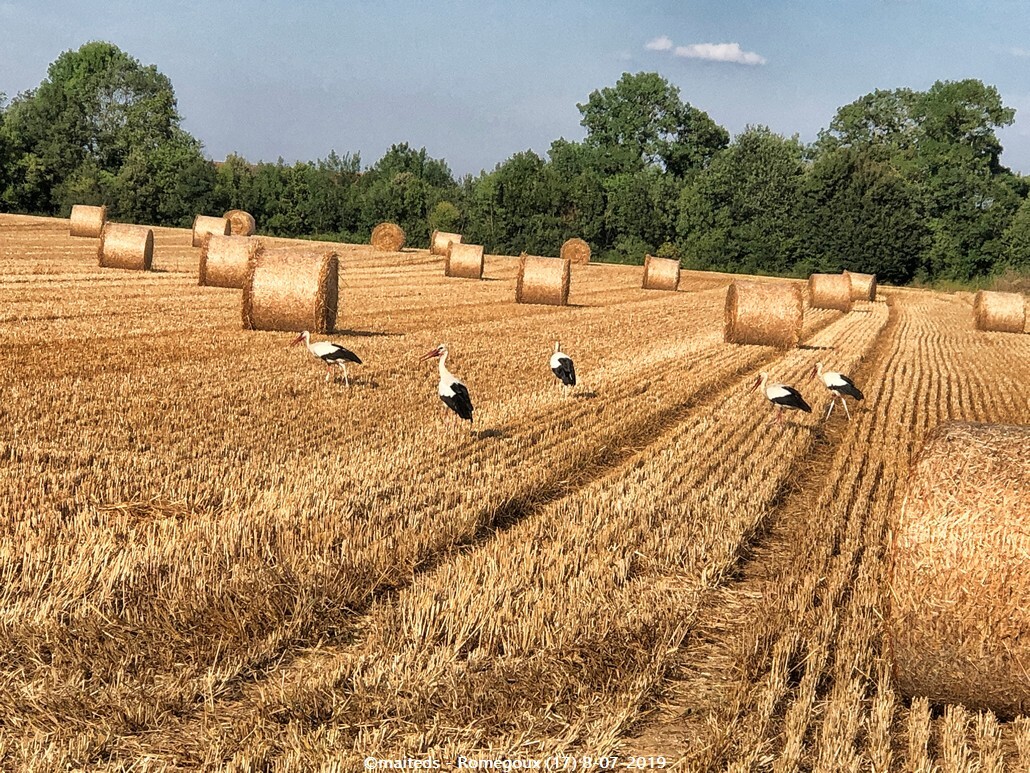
[{"xmin": 438, "ymin": 349, "xmax": 454, "ymax": 383}]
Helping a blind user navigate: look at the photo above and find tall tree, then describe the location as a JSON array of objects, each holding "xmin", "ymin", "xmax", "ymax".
[{"xmin": 578, "ymin": 72, "xmax": 728, "ymax": 176}]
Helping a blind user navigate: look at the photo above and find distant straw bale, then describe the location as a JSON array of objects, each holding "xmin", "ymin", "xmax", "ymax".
[
  {"xmin": 97, "ymin": 223, "xmax": 153, "ymax": 271},
  {"xmin": 199, "ymin": 234, "xmax": 263, "ymax": 288},
  {"xmin": 371, "ymin": 222, "xmax": 406, "ymax": 251},
  {"xmin": 430, "ymin": 231, "xmax": 462, "ymax": 256},
  {"xmin": 724, "ymin": 281, "xmax": 804, "ymax": 348},
  {"xmin": 445, "ymin": 243, "xmax": 484, "ymax": 279},
  {"xmin": 560, "ymin": 238, "xmax": 591, "ymax": 265},
  {"xmin": 69, "ymin": 204, "xmax": 106, "ymax": 238},
  {"xmin": 844, "ymin": 270, "xmax": 877, "ymax": 301},
  {"xmin": 808, "ymin": 273, "xmax": 853, "ymax": 311},
  {"xmin": 973, "ymin": 290, "xmax": 1026, "ymax": 333},
  {"xmin": 223, "ymin": 210, "xmax": 256, "ymax": 237},
  {"xmin": 242, "ymin": 247, "xmax": 338, "ymax": 333},
  {"xmin": 192, "ymin": 215, "xmax": 231, "ymax": 247},
  {"xmin": 641, "ymin": 254, "xmax": 680, "ymax": 291},
  {"xmin": 515, "ymin": 255, "xmax": 571, "ymax": 306},
  {"xmin": 887, "ymin": 422, "xmax": 1030, "ymax": 718}
]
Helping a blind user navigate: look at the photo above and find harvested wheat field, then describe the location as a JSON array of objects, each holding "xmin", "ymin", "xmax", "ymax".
[{"xmin": 1, "ymin": 213, "xmax": 1029, "ymax": 771}]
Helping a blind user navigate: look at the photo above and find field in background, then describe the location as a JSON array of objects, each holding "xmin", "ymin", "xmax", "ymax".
[{"xmin": 0, "ymin": 214, "xmax": 1028, "ymax": 770}]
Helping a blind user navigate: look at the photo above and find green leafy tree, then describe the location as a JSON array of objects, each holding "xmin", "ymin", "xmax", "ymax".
[
  {"xmin": 677, "ymin": 127, "xmax": 805, "ymax": 274},
  {"xmin": 1001, "ymin": 195, "xmax": 1030, "ymax": 271},
  {"xmin": 578, "ymin": 72, "xmax": 728, "ymax": 176},
  {"xmin": 3, "ymin": 41, "xmax": 189, "ymax": 215}
]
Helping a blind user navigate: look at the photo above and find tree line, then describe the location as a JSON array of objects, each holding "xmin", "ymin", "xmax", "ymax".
[{"xmin": 2, "ymin": 41, "xmax": 1029, "ymax": 285}]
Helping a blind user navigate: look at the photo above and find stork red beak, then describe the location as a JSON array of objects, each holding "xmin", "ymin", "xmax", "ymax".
[
  {"xmin": 289, "ymin": 333, "xmax": 305, "ymax": 347},
  {"xmin": 419, "ymin": 346, "xmax": 442, "ymax": 361},
  {"xmin": 751, "ymin": 375, "xmax": 762, "ymax": 392}
]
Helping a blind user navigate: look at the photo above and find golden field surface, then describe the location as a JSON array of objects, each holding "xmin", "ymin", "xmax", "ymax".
[{"xmin": 0, "ymin": 213, "xmax": 1028, "ymax": 771}]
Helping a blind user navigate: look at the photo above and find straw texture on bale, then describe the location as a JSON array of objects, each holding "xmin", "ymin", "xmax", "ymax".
[
  {"xmin": 515, "ymin": 255, "xmax": 571, "ymax": 306},
  {"xmin": 192, "ymin": 215, "xmax": 231, "ymax": 247},
  {"xmin": 641, "ymin": 254, "xmax": 681, "ymax": 291},
  {"xmin": 808, "ymin": 273, "xmax": 854, "ymax": 311},
  {"xmin": 223, "ymin": 209, "xmax": 257, "ymax": 237},
  {"xmin": 97, "ymin": 223, "xmax": 154, "ymax": 271},
  {"xmin": 887, "ymin": 422, "xmax": 1030, "ymax": 718},
  {"xmin": 844, "ymin": 270, "xmax": 877, "ymax": 301},
  {"xmin": 973, "ymin": 290, "xmax": 1026, "ymax": 333},
  {"xmin": 371, "ymin": 222, "xmax": 406, "ymax": 251},
  {"xmin": 445, "ymin": 242, "xmax": 485, "ymax": 279},
  {"xmin": 199, "ymin": 234, "xmax": 263, "ymax": 288},
  {"xmin": 242, "ymin": 247, "xmax": 338, "ymax": 333},
  {"xmin": 560, "ymin": 237, "xmax": 591, "ymax": 265},
  {"xmin": 430, "ymin": 230, "xmax": 462, "ymax": 256},
  {"xmin": 69, "ymin": 204, "xmax": 106, "ymax": 238},
  {"xmin": 724, "ymin": 281, "xmax": 804, "ymax": 348}
]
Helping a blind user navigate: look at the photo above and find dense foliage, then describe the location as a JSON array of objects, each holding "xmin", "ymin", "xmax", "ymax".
[{"xmin": 1, "ymin": 43, "xmax": 1027, "ymax": 283}]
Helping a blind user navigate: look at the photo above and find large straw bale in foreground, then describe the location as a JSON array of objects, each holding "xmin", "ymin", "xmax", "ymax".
[
  {"xmin": 808, "ymin": 273, "xmax": 853, "ymax": 311},
  {"xmin": 973, "ymin": 290, "xmax": 1026, "ymax": 333},
  {"xmin": 97, "ymin": 223, "xmax": 153, "ymax": 271},
  {"xmin": 69, "ymin": 204, "xmax": 107, "ymax": 238},
  {"xmin": 887, "ymin": 422, "xmax": 1030, "ymax": 717},
  {"xmin": 242, "ymin": 247, "xmax": 338, "ymax": 333},
  {"xmin": 223, "ymin": 209, "xmax": 256, "ymax": 236},
  {"xmin": 199, "ymin": 234, "xmax": 262, "ymax": 288},
  {"xmin": 430, "ymin": 230, "xmax": 462, "ymax": 256},
  {"xmin": 641, "ymin": 254, "xmax": 680, "ymax": 291},
  {"xmin": 192, "ymin": 214, "xmax": 231, "ymax": 247},
  {"xmin": 371, "ymin": 222, "xmax": 406, "ymax": 251},
  {"xmin": 844, "ymin": 270, "xmax": 877, "ymax": 301},
  {"xmin": 560, "ymin": 238, "xmax": 591, "ymax": 264},
  {"xmin": 445, "ymin": 243, "xmax": 484, "ymax": 279},
  {"xmin": 516, "ymin": 255, "xmax": 571, "ymax": 306},
  {"xmin": 724, "ymin": 281, "xmax": 804, "ymax": 348}
]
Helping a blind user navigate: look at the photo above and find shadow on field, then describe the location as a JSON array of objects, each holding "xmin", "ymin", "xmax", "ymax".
[
  {"xmin": 329, "ymin": 329, "xmax": 401, "ymax": 338},
  {"xmin": 797, "ymin": 344, "xmax": 834, "ymax": 351}
]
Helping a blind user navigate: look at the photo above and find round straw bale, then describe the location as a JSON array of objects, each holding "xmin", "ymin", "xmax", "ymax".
[
  {"xmin": 223, "ymin": 209, "xmax": 257, "ymax": 237},
  {"xmin": 445, "ymin": 242, "xmax": 484, "ymax": 279},
  {"xmin": 97, "ymin": 222, "xmax": 154, "ymax": 271},
  {"xmin": 808, "ymin": 273, "xmax": 854, "ymax": 311},
  {"xmin": 515, "ymin": 255, "xmax": 571, "ymax": 306},
  {"xmin": 973, "ymin": 290, "xmax": 1026, "ymax": 333},
  {"xmin": 641, "ymin": 254, "xmax": 680, "ymax": 291},
  {"xmin": 724, "ymin": 281, "xmax": 804, "ymax": 348},
  {"xmin": 69, "ymin": 204, "xmax": 107, "ymax": 238},
  {"xmin": 844, "ymin": 270, "xmax": 877, "ymax": 301},
  {"xmin": 192, "ymin": 215, "xmax": 231, "ymax": 247},
  {"xmin": 371, "ymin": 222, "xmax": 406, "ymax": 251},
  {"xmin": 242, "ymin": 247, "xmax": 338, "ymax": 333},
  {"xmin": 560, "ymin": 237, "xmax": 591, "ymax": 265},
  {"xmin": 430, "ymin": 230, "xmax": 463, "ymax": 256},
  {"xmin": 199, "ymin": 234, "xmax": 263, "ymax": 288},
  {"xmin": 887, "ymin": 422, "xmax": 1030, "ymax": 718}
]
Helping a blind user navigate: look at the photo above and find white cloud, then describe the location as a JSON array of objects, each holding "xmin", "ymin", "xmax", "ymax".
[
  {"xmin": 645, "ymin": 35, "xmax": 674, "ymax": 52},
  {"xmin": 674, "ymin": 42, "xmax": 767, "ymax": 65},
  {"xmin": 1010, "ymin": 47, "xmax": 1030, "ymax": 58}
]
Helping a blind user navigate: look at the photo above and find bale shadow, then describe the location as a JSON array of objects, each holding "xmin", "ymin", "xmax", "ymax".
[
  {"xmin": 798, "ymin": 344, "xmax": 834, "ymax": 351},
  {"xmin": 574, "ymin": 390, "xmax": 599, "ymax": 399}
]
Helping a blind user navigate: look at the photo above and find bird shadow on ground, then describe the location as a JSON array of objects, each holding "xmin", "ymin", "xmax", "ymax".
[
  {"xmin": 329, "ymin": 329, "xmax": 402, "ymax": 338},
  {"xmin": 474, "ymin": 427, "xmax": 508, "ymax": 440},
  {"xmin": 797, "ymin": 344, "xmax": 834, "ymax": 351},
  {"xmin": 478, "ymin": 277, "xmax": 504, "ymax": 282},
  {"xmin": 573, "ymin": 389, "xmax": 599, "ymax": 399}
]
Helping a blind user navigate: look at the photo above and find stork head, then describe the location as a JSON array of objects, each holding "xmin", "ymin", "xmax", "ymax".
[
  {"xmin": 812, "ymin": 362, "xmax": 823, "ymax": 379},
  {"xmin": 420, "ymin": 343, "xmax": 447, "ymax": 361},
  {"xmin": 290, "ymin": 331, "xmax": 310, "ymax": 347},
  {"xmin": 752, "ymin": 372, "xmax": 768, "ymax": 392}
]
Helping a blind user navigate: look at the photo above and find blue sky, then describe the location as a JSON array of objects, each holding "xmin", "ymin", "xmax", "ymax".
[{"xmin": 2, "ymin": 0, "xmax": 1030, "ymax": 176}]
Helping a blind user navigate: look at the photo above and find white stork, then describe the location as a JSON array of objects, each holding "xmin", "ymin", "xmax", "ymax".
[
  {"xmin": 420, "ymin": 343, "xmax": 474, "ymax": 423},
  {"xmin": 753, "ymin": 372, "xmax": 812, "ymax": 424},
  {"xmin": 550, "ymin": 341, "xmax": 576, "ymax": 393},
  {"xmin": 814, "ymin": 362, "xmax": 864, "ymax": 420},
  {"xmin": 291, "ymin": 330, "xmax": 362, "ymax": 386}
]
